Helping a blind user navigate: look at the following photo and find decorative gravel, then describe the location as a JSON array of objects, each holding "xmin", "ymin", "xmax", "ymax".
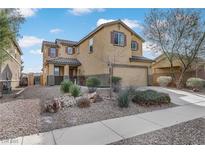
[
  {"xmin": 0, "ymin": 86, "xmax": 176, "ymax": 140},
  {"xmin": 0, "ymin": 99, "xmax": 41, "ymax": 140},
  {"xmin": 39, "ymin": 88, "xmax": 176, "ymax": 132},
  {"xmin": 111, "ymin": 118, "xmax": 205, "ymax": 145}
]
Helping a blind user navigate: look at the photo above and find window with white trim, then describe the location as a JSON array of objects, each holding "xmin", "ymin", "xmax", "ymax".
[
  {"xmin": 131, "ymin": 41, "xmax": 138, "ymax": 51},
  {"xmin": 113, "ymin": 32, "xmax": 125, "ymax": 46},
  {"xmin": 50, "ymin": 48, "xmax": 57, "ymax": 57},
  {"xmin": 67, "ymin": 47, "xmax": 73, "ymax": 55}
]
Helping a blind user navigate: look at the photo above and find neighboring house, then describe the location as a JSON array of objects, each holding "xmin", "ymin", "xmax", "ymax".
[
  {"xmin": 1, "ymin": 40, "xmax": 23, "ymax": 88},
  {"xmin": 152, "ymin": 54, "xmax": 205, "ymax": 86},
  {"xmin": 41, "ymin": 20, "xmax": 153, "ymax": 87}
]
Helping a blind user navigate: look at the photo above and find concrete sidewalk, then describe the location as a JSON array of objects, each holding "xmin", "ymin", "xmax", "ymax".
[{"xmin": 1, "ymin": 104, "xmax": 205, "ymax": 145}]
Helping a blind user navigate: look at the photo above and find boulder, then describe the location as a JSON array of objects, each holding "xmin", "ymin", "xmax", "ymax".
[
  {"xmin": 87, "ymin": 92, "xmax": 97, "ymax": 103},
  {"xmin": 55, "ymin": 94, "xmax": 77, "ymax": 107}
]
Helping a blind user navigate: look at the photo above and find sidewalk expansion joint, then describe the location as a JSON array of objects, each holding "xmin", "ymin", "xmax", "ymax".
[{"xmin": 100, "ymin": 121, "xmax": 125, "ymax": 139}]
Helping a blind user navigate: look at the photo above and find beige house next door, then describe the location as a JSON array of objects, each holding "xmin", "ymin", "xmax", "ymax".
[{"xmin": 113, "ymin": 66, "xmax": 148, "ymax": 87}]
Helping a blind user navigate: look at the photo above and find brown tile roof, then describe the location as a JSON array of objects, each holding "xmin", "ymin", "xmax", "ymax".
[
  {"xmin": 129, "ymin": 56, "xmax": 154, "ymax": 62},
  {"xmin": 47, "ymin": 57, "xmax": 81, "ymax": 66},
  {"xmin": 55, "ymin": 39, "xmax": 78, "ymax": 46},
  {"xmin": 42, "ymin": 41, "xmax": 58, "ymax": 46}
]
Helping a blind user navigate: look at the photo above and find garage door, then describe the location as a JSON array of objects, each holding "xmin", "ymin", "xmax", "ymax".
[{"xmin": 113, "ymin": 66, "xmax": 148, "ymax": 87}]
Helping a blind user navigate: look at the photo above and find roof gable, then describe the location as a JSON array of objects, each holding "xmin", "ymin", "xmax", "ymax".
[{"xmin": 77, "ymin": 20, "xmax": 145, "ymax": 45}]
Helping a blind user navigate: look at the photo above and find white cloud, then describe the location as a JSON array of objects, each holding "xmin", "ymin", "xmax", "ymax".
[
  {"xmin": 18, "ymin": 8, "xmax": 39, "ymax": 17},
  {"xmin": 23, "ymin": 66, "xmax": 42, "ymax": 73},
  {"xmin": 97, "ymin": 19, "xmax": 115, "ymax": 26},
  {"xmin": 29, "ymin": 49, "xmax": 42, "ymax": 55},
  {"xmin": 50, "ymin": 28, "xmax": 63, "ymax": 34},
  {"xmin": 69, "ymin": 8, "xmax": 105, "ymax": 16},
  {"xmin": 96, "ymin": 18, "xmax": 143, "ymax": 29},
  {"xmin": 18, "ymin": 36, "xmax": 43, "ymax": 48}
]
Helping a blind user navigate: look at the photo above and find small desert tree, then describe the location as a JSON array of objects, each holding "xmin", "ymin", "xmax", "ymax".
[{"xmin": 144, "ymin": 9, "xmax": 205, "ymax": 88}]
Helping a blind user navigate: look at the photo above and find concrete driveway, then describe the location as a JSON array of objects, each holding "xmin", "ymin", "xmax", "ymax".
[{"xmin": 139, "ymin": 86, "xmax": 205, "ymax": 107}]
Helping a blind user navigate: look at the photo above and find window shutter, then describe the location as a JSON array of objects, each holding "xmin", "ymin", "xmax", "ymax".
[
  {"xmin": 56, "ymin": 48, "xmax": 58, "ymax": 57},
  {"xmin": 73, "ymin": 47, "xmax": 75, "ymax": 54},
  {"xmin": 48, "ymin": 48, "xmax": 51, "ymax": 56},
  {"xmin": 136, "ymin": 42, "xmax": 138, "ymax": 50},
  {"xmin": 124, "ymin": 34, "xmax": 127, "ymax": 46},
  {"xmin": 111, "ymin": 31, "xmax": 114, "ymax": 44}
]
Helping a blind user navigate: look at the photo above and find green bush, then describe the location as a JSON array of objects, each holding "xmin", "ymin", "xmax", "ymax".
[
  {"xmin": 69, "ymin": 84, "xmax": 81, "ymax": 97},
  {"xmin": 157, "ymin": 76, "xmax": 172, "ymax": 87},
  {"xmin": 112, "ymin": 76, "xmax": 122, "ymax": 85},
  {"xmin": 117, "ymin": 90, "xmax": 129, "ymax": 108},
  {"xmin": 126, "ymin": 86, "xmax": 136, "ymax": 98},
  {"xmin": 86, "ymin": 77, "xmax": 101, "ymax": 93},
  {"xmin": 132, "ymin": 90, "xmax": 171, "ymax": 106},
  {"xmin": 60, "ymin": 80, "xmax": 73, "ymax": 93},
  {"xmin": 112, "ymin": 76, "xmax": 122, "ymax": 92},
  {"xmin": 186, "ymin": 77, "xmax": 205, "ymax": 89}
]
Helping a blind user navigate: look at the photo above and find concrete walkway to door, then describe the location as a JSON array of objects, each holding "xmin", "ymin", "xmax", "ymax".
[{"xmin": 1, "ymin": 87, "xmax": 205, "ymax": 145}]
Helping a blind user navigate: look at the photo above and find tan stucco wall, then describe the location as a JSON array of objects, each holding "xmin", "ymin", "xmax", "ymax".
[
  {"xmin": 75, "ymin": 23, "xmax": 151, "ymax": 77},
  {"xmin": 1, "ymin": 44, "xmax": 22, "ymax": 88},
  {"xmin": 152, "ymin": 55, "xmax": 182, "ymax": 74},
  {"xmin": 48, "ymin": 63, "xmax": 54, "ymax": 75}
]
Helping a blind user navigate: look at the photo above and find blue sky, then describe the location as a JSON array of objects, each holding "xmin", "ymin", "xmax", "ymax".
[{"xmin": 18, "ymin": 8, "xmax": 155, "ymax": 73}]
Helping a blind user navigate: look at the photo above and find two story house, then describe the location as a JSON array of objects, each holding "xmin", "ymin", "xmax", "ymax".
[
  {"xmin": 41, "ymin": 20, "xmax": 153, "ymax": 87},
  {"xmin": 1, "ymin": 40, "xmax": 23, "ymax": 88}
]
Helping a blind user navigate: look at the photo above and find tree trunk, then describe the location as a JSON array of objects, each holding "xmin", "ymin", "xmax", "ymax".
[
  {"xmin": 169, "ymin": 62, "xmax": 177, "ymax": 85},
  {"xmin": 176, "ymin": 69, "xmax": 186, "ymax": 89}
]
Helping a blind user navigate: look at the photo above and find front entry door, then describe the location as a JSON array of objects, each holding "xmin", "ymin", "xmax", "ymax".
[
  {"xmin": 69, "ymin": 67, "xmax": 77, "ymax": 82},
  {"xmin": 54, "ymin": 66, "xmax": 63, "ymax": 85}
]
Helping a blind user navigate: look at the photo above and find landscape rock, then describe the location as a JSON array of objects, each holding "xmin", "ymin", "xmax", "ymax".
[
  {"xmin": 55, "ymin": 94, "xmax": 77, "ymax": 108},
  {"xmin": 87, "ymin": 92, "xmax": 102, "ymax": 103}
]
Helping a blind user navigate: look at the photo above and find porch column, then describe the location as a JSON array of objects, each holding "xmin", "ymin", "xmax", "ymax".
[
  {"xmin": 47, "ymin": 63, "xmax": 55, "ymax": 86},
  {"xmin": 64, "ymin": 65, "xmax": 69, "ymax": 80}
]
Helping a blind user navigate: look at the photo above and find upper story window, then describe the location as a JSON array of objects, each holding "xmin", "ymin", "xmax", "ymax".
[
  {"xmin": 49, "ymin": 48, "xmax": 57, "ymax": 58},
  {"xmin": 111, "ymin": 31, "xmax": 126, "ymax": 46},
  {"xmin": 67, "ymin": 47, "xmax": 73, "ymax": 55},
  {"xmin": 89, "ymin": 38, "xmax": 93, "ymax": 53},
  {"xmin": 131, "ymin": 41, "xmax": 138, "ymax": 51}
]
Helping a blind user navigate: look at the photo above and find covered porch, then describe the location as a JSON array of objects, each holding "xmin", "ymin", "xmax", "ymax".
[{"xmin": 46, "ymin": 57, "xmax": 81, "ymax": 85}]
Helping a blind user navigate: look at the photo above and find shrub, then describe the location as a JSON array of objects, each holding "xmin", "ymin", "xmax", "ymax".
[
  {"xmin": 126, "ymin": 86, "xmax": 136, "ymax": 99},
  {"xmin": 132, "ymin": 90, "xmax": 171, "ymax": 106},
  {"xmin": 86, "ymin": 77, "xmax": 101, "ymax": 93},
  {"xmin": 69, "ymin": 84, "xmax": 81, "ymax": 97},
  {"xmin": 186, "ymin": 77, "xmax": 205, "ymax": 89},
  {"xmin": 117, "ymin": 90, "xmax": 129, "ymax": 108},
  {"xmin": 60, "ymin": 80, "xmax": 73, "ymax": 93},
  {"xmin": 112, "ymin": 76, "xmax": 122, "ymax": 85},
  {"xmin": 77, "ymin": 97, "xmax": 90, "ymax": 108},
  {"xmin": 157, "ymin": 76, "xmax": 172, "ymax": 87},
  {"xmin": 112, "ymin": 76, "xmax": 122, "ymax": 92}
]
